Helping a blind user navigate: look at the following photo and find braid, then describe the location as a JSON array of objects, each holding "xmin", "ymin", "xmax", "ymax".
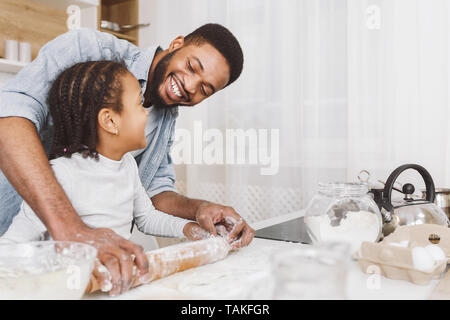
[
  {"xmin": 47, "ymin": 60, "xmax": 128, "ymax": 160},
  {"xmin": 59, "ymin": 72, "xmax": 74, "ymax": 145},
  {"xmin": 70, "ymin": 63, "xmax": 90, "ymax": 151},
  {"xmin": 84, "ymin": 62, "xmax": 117, "ymax": 159},
  {"xmin": 48, "ymin": 76, "xmax": 64, "ymax": 153}
]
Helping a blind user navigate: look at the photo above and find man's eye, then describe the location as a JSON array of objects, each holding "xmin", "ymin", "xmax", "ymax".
[
  {"xmin": 201, "ymin": 86, "xmax": 207, "ymax": 96},
  {"xmin": 187, "ymin": 60, "xmax": 194, "ymax": 72}
]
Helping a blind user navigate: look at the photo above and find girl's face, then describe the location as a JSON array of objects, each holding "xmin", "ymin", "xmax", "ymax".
[{"xmin": 116, "ymin": 72, "xmax": 149, "ymax": 152}]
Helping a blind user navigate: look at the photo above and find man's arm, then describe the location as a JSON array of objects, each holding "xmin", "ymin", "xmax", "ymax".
[
  {"xmin": 0, "ymin": 29, "xmax": 149, "ymax": 296},
  {"xmin": 0, "ymin": 117, "xmax": 148, "ymax": 295},
  {"xmin": 0, "ymin": 117, "xmax": 83, "ymax": 237},
  {"xmin": 151, "ymin": 191, "xmax": 255, "ymax": 248},
  {"xmin": 145, "ymin": 116, "xmax": 255, "ymax": 248},
  {"xmin": 151, "ymin": 191, "xmax": 204, "ymax": 221}
]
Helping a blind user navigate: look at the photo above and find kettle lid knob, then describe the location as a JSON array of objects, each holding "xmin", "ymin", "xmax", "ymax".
[{"xmin": 402, "ymin": 183, "xmax": 415, "ymax": 195}]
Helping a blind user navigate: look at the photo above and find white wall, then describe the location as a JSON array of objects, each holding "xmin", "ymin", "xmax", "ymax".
[{"xmin": 138, "ymin": 0, "xmax": 155, "ymax": 49}]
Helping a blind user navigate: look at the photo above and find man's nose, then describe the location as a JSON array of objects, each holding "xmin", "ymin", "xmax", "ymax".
[{"xmin": 184, "ymin": 75, "xmax": 201, "ymax": 97}]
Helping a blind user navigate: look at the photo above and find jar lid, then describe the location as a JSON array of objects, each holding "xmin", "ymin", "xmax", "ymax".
[{"xmin": 317, "ymin": 182, "xmax": 369, "ymax": 196}]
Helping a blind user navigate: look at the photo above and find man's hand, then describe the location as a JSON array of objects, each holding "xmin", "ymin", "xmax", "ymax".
[
  {"xmin": 151, "ymin": 192, "xmax": 255, "ymax": 249},
  {"xmin": 0, "ymin": 118, "xmax": 149, "ymax": 297},
  {"xmin": 56, "ymin": 225, "xmax": 150, "ymax": 296},
  {"xmin": 195, "ymin": 202, "xmax": 255, "ymax": 249}
]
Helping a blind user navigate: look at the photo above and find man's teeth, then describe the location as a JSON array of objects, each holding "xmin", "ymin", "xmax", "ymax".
[{"xmin": 171, "ymin": 77, "xmax": 182, "ymax": 98}]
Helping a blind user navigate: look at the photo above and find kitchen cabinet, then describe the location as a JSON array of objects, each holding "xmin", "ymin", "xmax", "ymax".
[
  {"xmin": 32, "ymin": 0, "xmax": 99, "ymax": 11},
  {"xmin": 0, "ymin": 0, "xmax": 98, "ymax": 74},
  {"xmin": 98, "ymin": 0, "xmax": 139, "ymax": 46}
]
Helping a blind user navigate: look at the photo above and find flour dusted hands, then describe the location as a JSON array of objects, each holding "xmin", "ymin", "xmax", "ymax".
[
  {"xmin": 195, "ymin": 202, "xmax": 255, "ymax": 248},
  {"xmin": 183, "ymin": 222, "xmax": 211, "ymax": 240},
  {"xmin": 65, "ymin": 226, "xmax": 149, "ymax": 296}
]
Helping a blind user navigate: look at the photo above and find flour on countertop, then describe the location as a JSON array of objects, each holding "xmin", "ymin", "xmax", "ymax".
[
  {"xmin": 112, "ymin": 242, "xmax": 284, "ymax": 300},
  {"xmin": 160, "ymin": 245, "xmax": 276, "ymax": 299}
]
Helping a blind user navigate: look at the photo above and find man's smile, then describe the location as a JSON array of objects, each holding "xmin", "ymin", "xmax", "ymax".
[{"xmin": 165, "ymin": 73, "xmax": 189, "ymax": 104}]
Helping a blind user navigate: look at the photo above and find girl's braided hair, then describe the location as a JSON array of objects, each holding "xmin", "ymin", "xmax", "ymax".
[{"xmin": 47, "ymin": 60, "xmax": 129, "ymax": 160}]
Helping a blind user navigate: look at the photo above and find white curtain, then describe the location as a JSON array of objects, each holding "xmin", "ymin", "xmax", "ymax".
[{"xmin": 141, "ymin": 0, "xmax": 450, "ymax": 223}]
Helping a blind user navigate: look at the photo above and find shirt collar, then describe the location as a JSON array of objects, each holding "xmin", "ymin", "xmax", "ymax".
[{"xmin": 129, "ymin": 45, "xmax": 162, "ymax": 84}]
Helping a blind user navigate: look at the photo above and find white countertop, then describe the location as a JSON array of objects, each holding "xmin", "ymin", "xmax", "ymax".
[{"xmin": 85, "ymin": 212, "xmax": 441, "ymax": 300}]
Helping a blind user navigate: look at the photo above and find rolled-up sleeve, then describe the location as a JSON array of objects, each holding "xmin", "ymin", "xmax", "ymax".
[
  {"xmin": 147, "ymin": 120, "xmax": 178, "ymax": 198},
  {"xmin": 0, "ymin": 92, "xmax": 46, "ymax": 132},
  {"xmin": 0, "ymin": 28, "xmax": 138, "ymax": 132}
]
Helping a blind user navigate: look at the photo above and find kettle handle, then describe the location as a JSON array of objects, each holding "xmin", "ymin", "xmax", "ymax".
[{"xmin": 381, "ymin": 164, "xmax": 436, "ymax": 212}]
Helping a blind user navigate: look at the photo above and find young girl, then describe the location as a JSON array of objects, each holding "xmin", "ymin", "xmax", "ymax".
[{"xmin": 0, "ymin": 60, "xmax": 203, "ymax": 244}]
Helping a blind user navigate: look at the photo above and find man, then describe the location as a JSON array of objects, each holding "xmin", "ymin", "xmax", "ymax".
[{"xmin": 0, "ymin": 23, "xmax": 255, "ymax": 295}]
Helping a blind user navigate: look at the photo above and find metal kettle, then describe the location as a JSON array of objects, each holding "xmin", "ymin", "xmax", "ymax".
[{"xmin": 365, "ymin": 164, "xmax": 450, "ymax": 237}]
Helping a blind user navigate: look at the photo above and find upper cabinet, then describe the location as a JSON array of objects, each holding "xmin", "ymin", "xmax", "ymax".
[
  {"xmin": 98, "ymin": 0, "xmax": 140, "ymax": 46},
  {"xmin": 0, "ymin": 0, "xmax": 145, "ymax": 74},
  {"xmin": 32, "ymin": 0, "xmax": 99, "ymax": 11},
  {"xmin": 0, "ymin": 0, "xmax": 69, "ymax": 63}
]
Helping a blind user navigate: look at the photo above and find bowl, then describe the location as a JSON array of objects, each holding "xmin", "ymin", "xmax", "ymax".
[{"xmin": 0, "ymin": 241, "xmax": 97, "ymax": 299}]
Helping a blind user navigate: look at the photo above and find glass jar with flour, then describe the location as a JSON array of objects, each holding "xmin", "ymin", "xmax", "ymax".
[{"xmin": 304, "ymin": 182, "xmax": 383, "ymax": 253}]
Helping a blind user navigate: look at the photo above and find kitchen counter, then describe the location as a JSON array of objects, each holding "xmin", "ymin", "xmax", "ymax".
[{"xmin": 85, "ymin": 212, "xmax": 441, "ymax": 300}]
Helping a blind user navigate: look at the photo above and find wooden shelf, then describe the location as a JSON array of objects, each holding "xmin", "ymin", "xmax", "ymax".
[
  {"xmin": 0, "ymin": 58, "xmax": 28, "ymax": 74},
  {"xmin": 31, "ymin": 0, "xmax": 99, "ymax": 11},
  {"xmin": 0, "ymin": 0, "xmax": 99, "ymax": 68},
  {"xmin": 98, "ymin": 0, "xmax": 138, "ymax": 46},
  {"xmin": 99, "ymin": 28, "xmax": 137, "ymax": 42},
  {"xmin": 102, "ymin": 0, "xmax": 130, "ymax": 4}
]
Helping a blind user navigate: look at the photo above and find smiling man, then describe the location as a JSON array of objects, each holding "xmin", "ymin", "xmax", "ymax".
[
  {"xmin": 147, "ymin": 29, "xmax": 235, "ymax": 108},
  {"xmin": 0, "ymin": 23, "xmax": 254, "ymax": 296}
]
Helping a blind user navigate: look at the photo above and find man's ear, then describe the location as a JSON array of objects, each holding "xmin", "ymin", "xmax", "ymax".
[
  {"xmin": 98, "ymin": 108, "xmax": 118, "ymax": 135},
  {"xmin": 169, "ymin": 35, "xmax": 185, "ymax": 52}
]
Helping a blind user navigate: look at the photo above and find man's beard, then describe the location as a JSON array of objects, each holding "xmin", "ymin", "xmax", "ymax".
[{"xmin": 144, "ymin": 49, "xmax": 180, "ymax": 110}]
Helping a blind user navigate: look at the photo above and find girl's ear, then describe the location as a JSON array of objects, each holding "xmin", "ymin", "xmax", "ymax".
[{"xmin": 98, "ymin": 108, "xmax": 118, "ymax": 135}]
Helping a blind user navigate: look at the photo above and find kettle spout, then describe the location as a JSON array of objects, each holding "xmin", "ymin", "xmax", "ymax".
[{"xmin": 381, "ymin": 209, "xmax": 399, "ymax": 237}]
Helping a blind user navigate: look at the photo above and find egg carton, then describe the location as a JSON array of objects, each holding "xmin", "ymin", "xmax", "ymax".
[
  {"xmin": 383, "ymin": 224, "xmax": 450, "ymax": 259},
  {"xmin": 354, "ymin": 224, "xmax": 450, "ymax": 285}
]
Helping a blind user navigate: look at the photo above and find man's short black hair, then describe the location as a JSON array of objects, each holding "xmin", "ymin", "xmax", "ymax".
[{"xmin": 184, "ymin": 23, "xmax": 244, "ymax": 87}]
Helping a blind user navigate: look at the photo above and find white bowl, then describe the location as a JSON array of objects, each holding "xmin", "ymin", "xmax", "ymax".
[{"xmin": 0, "ymin": 241, "xmax": 97, "ymax": 300}]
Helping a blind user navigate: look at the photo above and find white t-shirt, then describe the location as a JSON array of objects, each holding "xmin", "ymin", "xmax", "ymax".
[{"xmin": 0, "ymin": 152, "xmax": 189, "ymax": 243}]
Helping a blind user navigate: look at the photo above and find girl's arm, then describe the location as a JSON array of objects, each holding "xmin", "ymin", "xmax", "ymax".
[
  {"xmin": 130, "ymin": 154, "xmax": 201, "ymax": 238},
  {"xmin": 133, "ymin": 180, "xmax": 191, "ymax": 238}
]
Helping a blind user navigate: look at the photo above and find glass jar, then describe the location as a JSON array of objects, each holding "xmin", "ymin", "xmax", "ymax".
[
  {"xmin": 304, "ymin": 182, "xmax": 383, "ymax": 253},
  {"xmin": 271, "ymin": 242, "xmax": 350, "ymax": 299}
]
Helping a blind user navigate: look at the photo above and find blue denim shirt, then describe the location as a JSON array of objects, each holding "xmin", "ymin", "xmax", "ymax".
[{"xmin": 0, "ymin": 28, "xmax": 178, "ymax": 199}]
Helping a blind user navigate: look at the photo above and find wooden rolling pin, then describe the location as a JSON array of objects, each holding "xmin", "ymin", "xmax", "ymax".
[{"xmin": 85, "ymin": 237, "xmax": 232, "ymax": 294}]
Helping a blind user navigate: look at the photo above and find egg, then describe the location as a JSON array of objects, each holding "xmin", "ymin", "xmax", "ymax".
[
  {"xmin": 388, "ymin": 240, "xmax": 409, "ymax": 248},
  {"xmin": 411, "ymin": 247, "xmax": 435, "ymax": 272},
  {"xmin": 424, "ymin": 245, "xmax": 446, "ymax": 262}
]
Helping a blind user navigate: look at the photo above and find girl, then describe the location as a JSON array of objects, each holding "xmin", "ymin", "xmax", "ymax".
[{"xmin": 0, "ymin": 61, "xmax": 206, "ymax": 288}]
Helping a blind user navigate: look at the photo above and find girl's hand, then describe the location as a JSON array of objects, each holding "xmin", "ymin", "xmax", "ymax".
[{"xmin": 183, "ymin": 222, "xmax": 211, "ymax": 241}]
